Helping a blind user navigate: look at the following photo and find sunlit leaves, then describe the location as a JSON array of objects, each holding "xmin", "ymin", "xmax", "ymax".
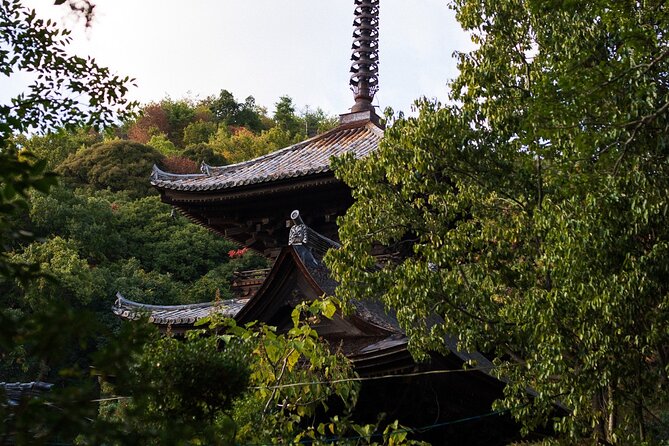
[
  {"xmin": 0, "ymin": 0, "xmax": 137, "ymax": 141},
  {"xmin": 330, "ymin": 0, "xmax": 669, "ymax": 443}
]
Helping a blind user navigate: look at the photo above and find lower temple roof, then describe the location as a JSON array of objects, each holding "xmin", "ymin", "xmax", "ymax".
[
  {"xmin": 112, "ymin": 293, "xmax": 248, "ymax": 326},
  {"xmin": 111, "ymin": 217, "xmax": 401, "ymax": 352},
  {"xmin": 1, "ymin": 382, "xmax": 53, "ymax": 406}
]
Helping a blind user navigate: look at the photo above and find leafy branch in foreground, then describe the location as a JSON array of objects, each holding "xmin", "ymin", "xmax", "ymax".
[
  {"xmin": 97, "ymin": 298, "xmax": 426, "ymax": 445},
  {"xmin": 329, "ymin": 0, "xmax": 669, "ymax": 443},
  {"xmin": 0, "ymin": 0, "xmax": 136, "ymax": 142},
  {"xmin": 1, "ymin": 0, "xmax": 137, "ymax": 443}
]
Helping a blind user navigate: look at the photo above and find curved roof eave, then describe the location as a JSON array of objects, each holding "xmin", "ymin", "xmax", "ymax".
[{"xmin": 151, "ymin": 121, "xmax": 383, "ymax": 193}]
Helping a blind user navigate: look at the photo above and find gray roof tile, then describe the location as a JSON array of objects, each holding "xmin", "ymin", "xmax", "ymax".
[
  {"xmin": 1, "ymin": 382, "xmax": 53, "ymax": 406},
  {"xmin": 151, "ymin": 121, "xmax": 383, "ymax": 192},
  {"xmin": 112, "ymin": 293, "xmax": 246, "ymax": 325}
]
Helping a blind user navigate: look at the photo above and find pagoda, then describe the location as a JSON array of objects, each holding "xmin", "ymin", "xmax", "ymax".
[
  {"xmin": 113, "ymin": 1, "xmax": 528, "ymax": 443},
  {"xmin": 144, "ymin": 0, "xmax": 385, "ymax": 259},
  {"xmin": 114, "ymin": 0, "xmax": 397, "ymax": 363}
]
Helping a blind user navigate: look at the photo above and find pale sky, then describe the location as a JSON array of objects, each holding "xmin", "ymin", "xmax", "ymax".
[{"xmin": 4, "ymin": 0, "xmax": 473, "ymax": 117}]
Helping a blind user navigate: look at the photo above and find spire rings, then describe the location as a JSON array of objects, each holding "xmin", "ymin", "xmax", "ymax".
[{"xmin": 350, "ymin": 0, "xmax": 380, "ymax": 103}]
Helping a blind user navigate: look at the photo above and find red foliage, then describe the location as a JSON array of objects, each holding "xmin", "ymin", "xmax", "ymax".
[
  {"xmin": 228, "ymin": 248, "xmax": 249, "ymax": 258},
  {"xmin": 128, "ymin": 104, "xmax": 170, "ymax": 143},
  {"xmin": 162, "ymin": 156, "xmax": 199, "ymax": 174}
]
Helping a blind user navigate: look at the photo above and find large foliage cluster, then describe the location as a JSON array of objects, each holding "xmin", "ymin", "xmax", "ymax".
[
  {"xmin": 56, "ymin": 140, "xmax": 165, "ymax": 198},
  {"xmin": 123, "ymin": 93, "xmax": 338, "ymax": 168},
  {"xmin": 0, "ymin": 2, "xmax": 419, "ymax": 444},
  {"xmin": 329, "ymin": 0, "xmax": 669, "ymax": 443},
  {"xmin": 91, "ymin": 300, "xmax": 424, "ymax": 446},
  {"xmin": 1, "ymin": 180, "xmax": 268, "ymax": 380}
]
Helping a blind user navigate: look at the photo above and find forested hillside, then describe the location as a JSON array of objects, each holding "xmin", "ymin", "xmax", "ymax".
[
  {"xmin": 0, "ymin": 11, "xmax": 395, "ymax": 438},
  {"xmin": 0, "ymin": 92, "xmax": 338, "ymax": 382},
  {"xmin": 5, "ymin": 0, "xmax": 669, "ymax": 444}
]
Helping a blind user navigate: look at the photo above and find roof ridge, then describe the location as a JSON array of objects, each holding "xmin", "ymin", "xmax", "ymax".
[
  {"xmin": 114, "ymin": 292, "xmax": 237, "ymax": 311},
  {"xmin": 151, "ymin": 164, "xmax": 207, "ymax": 181},
  {"xmin": 202, "ymin": 120, "xmax": 373, "ymax": 175},
  {"xmin": 151, "ymin": 120, "xmax": 383, "ymax": 191}
]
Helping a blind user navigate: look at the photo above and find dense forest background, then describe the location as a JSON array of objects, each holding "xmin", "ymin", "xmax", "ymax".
[
  {"xmin": 1, "ymin": 92, "xmax": 339, "ymax": 382},
  {"xmin": 1, "ymin": 77, "xmax": 383, "ymax": 443},
  {"xmin": 4, "ymin": 0, "xmax": 669, "ymax": 444}
]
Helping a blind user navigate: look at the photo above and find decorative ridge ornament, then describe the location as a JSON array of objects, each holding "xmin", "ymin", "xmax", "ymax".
[
  {"xmin": 350, "ymin": 0, "xmax": 379, "ymax": 113},
  {"xmin": 288, "ymin": 210, "xmax": 341, "ymax": 252}
]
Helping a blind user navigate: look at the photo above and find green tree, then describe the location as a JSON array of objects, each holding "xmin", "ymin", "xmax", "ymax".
[
  {"xmin": 235, "ymin": 95, "xmax": 265, "ymax": 132},
  {"xmin": 57, "ymin": 140, "xmax": 164, "ymax": 198},
  {"xmin": 182, "ymin": 142, "xmax": 227, "ymax": 165},
  {"xmin": 28, "ymin": 187, "xmax": 126, "ymax": 263},
  {"xmin": 103, "ymin": 258, "xmax": 186, "ymax": 306},
  {"xmin": 161, "ymin": 98, "xmax": 196, "ymax": 147},
  {"xmin": 146, "ymin": 132, "xmax": 178, "ymax": 156},
  {"xmin": 205, "ymin": 90, "xmax": 266, "ymax": 133},
  {"xmin": 207, "ymin": 122, "xmax": 303, "ymax": 164},
  {"xmin": 111, "ymin": 330, "xmax": 251, "ymax": 445},
  {"xmin": 142, "ymin": 224, "xmax": 235, "ymax": 282},
  {"xmin": 12, "ymin": 127, "xmax": 101, "ymax": 170},
  {"xmin": 12, "ymin": 236, "xmax": 95, "ymax": 308},
  {"xmin": 260, "ymin": 125, "xmax": 300, "ymax": 149},
  {"xmin": 182, "ymin": 120, "xmax": 217, "ymax": 146},
  {"xmin": 274, "ymin": 95, "xmax": 301, "ymax": 136},
  {"xmin": 0, "ymin": 149, "xmax": 56, "ymax": 283},
  {"xmin": 207, "ymin": 89, "xmax": 240, "ymax": 124},
  {"xmin": 329, "ymin": 0, "xmax": 669, "ymax": 443},
  {"xmin": 301, "ymin": 106, "xmax": 338, "ymax": 138},
  {"xmin": 211, "ymin": 127, "xmax": 265, "ymax": 163}
]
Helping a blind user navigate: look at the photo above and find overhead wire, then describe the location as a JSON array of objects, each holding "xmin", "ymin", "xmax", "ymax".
[
  {"xmin": 236, "ymin": 407, "xmax": 517, "ymax": 446},
  {"xmin": 86, "ymin": 362, "xmax": 517, "ymax": 403},
  {"xmin": 35, "ymin": 364, "xmax": 523, "ymax": 445},
  {"xmin": 42, "ymin": 406, "xmax": 514, "ymax": 446},
  {"xmin": 11, "ymin": 359, "xmax": 524, "ymax": 446},
  {"xmin": 248, "ymin": 363, "xmax": 516, "ymax": 390}
]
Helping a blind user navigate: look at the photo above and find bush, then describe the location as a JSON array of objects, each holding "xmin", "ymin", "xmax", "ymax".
[
  {"xmin": 182, "ymin": 143, "xmax": 227, "ymax": 166},
  {"xmin": 57, "ymin": 140, "xmax": 164, "ymax": 198}
]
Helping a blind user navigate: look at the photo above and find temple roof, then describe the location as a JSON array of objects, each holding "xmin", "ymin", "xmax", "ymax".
[
  {"xmin": 112, "ymin": 293, "xmax": 247, "ymax": 326},
  {"xmin": 234, "ymin": 244, "xmax": 402, "ymax": 339},
  {"xmin": 1, "ymin": 381, "xmax": 53, "ymax": 406},
  {"xmin": 112, "ymin": 217, "xmax": 401, "ymax": 350},
  {"xmin": 151, "ymin": 120, "xmax": 383, "ymax": 192}
]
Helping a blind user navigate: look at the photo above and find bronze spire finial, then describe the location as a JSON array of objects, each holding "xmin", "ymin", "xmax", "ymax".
[{"xmin": 350, "ymin": 0, "xmax": 379, "ymax": 113}]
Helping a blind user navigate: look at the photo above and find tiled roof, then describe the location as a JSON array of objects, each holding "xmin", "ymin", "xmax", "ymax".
[
  {"xmin": 235, "ymin": 243, "xmax": 402, "ymax": 339},
  {"xmin": 1, "ymin": 382, "xmax": 53, "ymax": 406},
  {"xmin": 151, "ymin": 121, "xmax": 383, "ymax": 192},
  {"xmin": 112, "ymin": 293, "xmax": 246, "ymax": 325}
]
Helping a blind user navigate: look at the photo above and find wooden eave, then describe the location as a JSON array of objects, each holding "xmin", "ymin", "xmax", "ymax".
[
  {"xmin": 155, "ymin": 173, "xmax": 352, "ymax": 257},
  {"xmin": 157, "ymin": 172, "xmax": 343, "ymax": 205},
  {"xmin": 235, "ymin": 246, "xmax": 398, "ymax": 349}
]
